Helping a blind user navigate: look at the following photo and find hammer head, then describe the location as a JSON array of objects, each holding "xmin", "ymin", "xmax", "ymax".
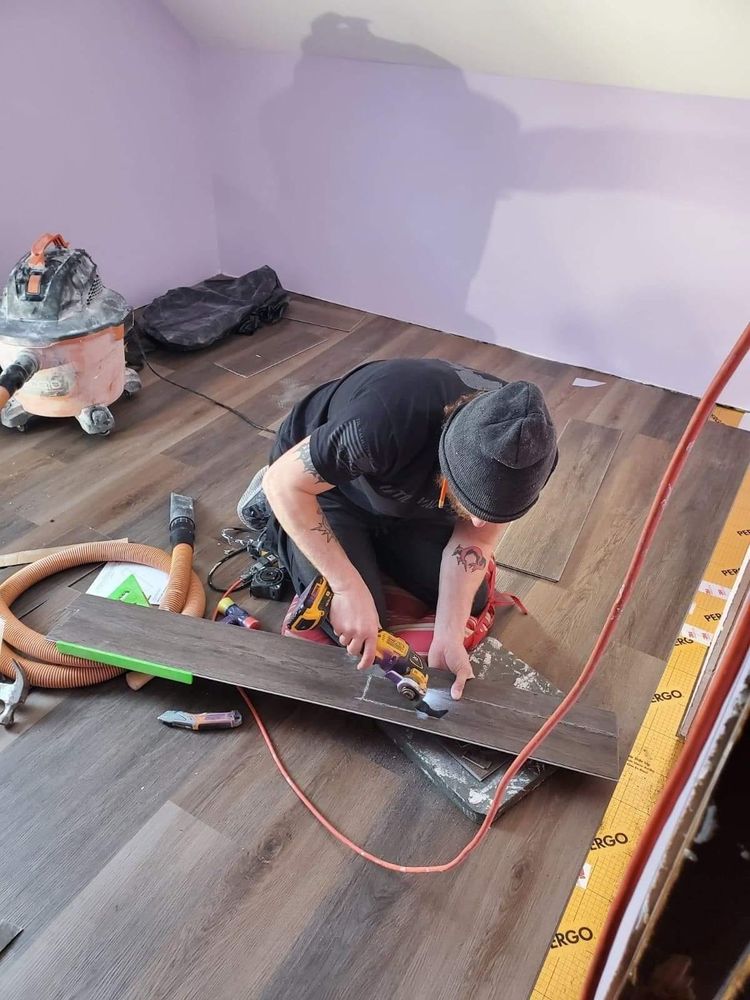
[{"xmin": 0, "ymin": 660, "xmax": 30, "ymax": 727}]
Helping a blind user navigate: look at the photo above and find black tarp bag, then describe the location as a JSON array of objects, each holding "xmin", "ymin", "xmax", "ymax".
[{"xmin": 137, "ymin": 267, "xmax": 289, "ymax": 351}]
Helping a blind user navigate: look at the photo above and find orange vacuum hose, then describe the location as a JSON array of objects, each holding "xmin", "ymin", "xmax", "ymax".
[
  {"xmin": 0, "ymin": 540, "xmax": 205, "ymax": 687},
  {"xmin": 159, "ymin": 542, "xmax": 195, "ymax": 613},
  {"xmin": 236, "ymin": 320, "xmax": 750, "ymax": 875}
]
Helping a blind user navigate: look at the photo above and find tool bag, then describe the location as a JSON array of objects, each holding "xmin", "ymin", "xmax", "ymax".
[{"xmin": 136, "ymin": 267, "xmax": 289, "ymax": 351}]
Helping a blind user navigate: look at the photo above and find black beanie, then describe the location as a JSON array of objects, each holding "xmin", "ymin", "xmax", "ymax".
[{"xmin": 438, "ymin": 381, "xmax": 558, "ymax": 522}]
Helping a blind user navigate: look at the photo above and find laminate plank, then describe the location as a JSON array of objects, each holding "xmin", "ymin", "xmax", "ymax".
[
  {"xmin": 0, "ymin": 687, "xmax": 69, "ymax": 751},
  {"xmin": 252, "ymin": 770, "xmax": 609, "ymax": 1000},
  {"xmin": 49, "ymin": 595, "xmax": 620, "ymax": 778},
  {"xmin": 540, "ymin": 368, "xmax": 612, "ymax": 428},
  {"xmin": 639, "ymin": 388, "xmax": 698, "ymax": 443},
  {"xmin": 618, "ymin": 420, "xmax": 750, "ymax": 660},
  {"xmin": 586, "ymin": 377, "xmax": 671, "ymax": 442},
  {"xmin": 0, "ymin": 802, "xmax": 242, "ymax": 1000},
  {"xmin": 0, "ymin": 515, "xmax": 42, "ymax": 570},
  {"xmin": 156, "ymin": 709, "xmax": 419, "ymax": 1000},
  {"xmin": 497, "ymin": 434, "xmax": 675, "ymax": 675},
  {"xmin": 496, "ymin": 419, "xmax": 623, "ymax": 582},
  {"xmin": 2, "ymin": 449, "xmax": 67, "ymax": 506},
  {"xmin": 167, "ymin": 699, "xmax": 584, "ymax": 1000},
  {"xmin": 284, "ymin": 292, "xmax": 367, "ymax": 331},
  {"xmin": 20, "ymin": 453, "xmax": 188, "ymax": 537},
  {"xmin": 0, "ymin": 675, "xmax": 248, "ymax": 957}
]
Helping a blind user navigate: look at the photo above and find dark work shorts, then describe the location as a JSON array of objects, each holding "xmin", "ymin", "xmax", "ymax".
[{"xmin": 265, "ymin": 490, "xmax": 488, "ymax": 624}]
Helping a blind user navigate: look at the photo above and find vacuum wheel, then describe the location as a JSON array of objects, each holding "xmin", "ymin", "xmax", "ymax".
[
  {"xmin": 76, "ymin": 405, "xmax": 115, "ymax": 436},
  {"xmin": 0, "ymin": 397, "xmax": 33, "ymax": 432},
  {"xmin": 123, "ymin": 367, "xmax": 142, "ymax": 399}
]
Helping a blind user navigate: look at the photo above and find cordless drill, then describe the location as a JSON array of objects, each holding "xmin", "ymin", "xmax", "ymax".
[{"xmin": 287, "ymin": 575, "xmax": 434, "ymax": 705}]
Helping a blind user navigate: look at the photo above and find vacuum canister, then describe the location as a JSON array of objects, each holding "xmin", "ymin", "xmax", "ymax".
[{"xmin": 0, "ymin": 233, "xmax": 141, "ymax": 435}]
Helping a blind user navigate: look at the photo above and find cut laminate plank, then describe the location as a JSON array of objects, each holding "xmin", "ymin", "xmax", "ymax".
[
  {"xmin": 50, "ymin": 594, "xmax": 620, "ymax": 779},
  {"xmin": 496, "ymin": 419, "xmax": 622, "ymax": 582}
]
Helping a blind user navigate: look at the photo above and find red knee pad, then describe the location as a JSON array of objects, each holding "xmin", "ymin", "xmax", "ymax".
[
  {"xmin": 386, "ymin": 560, "xmax": 527, "ymax": 655},
  {"xmin": 281, "ymin": 563, "xmax": 527, "ymax": 655},
  {"xmin": 464, "ymin": 559, "xmax": 528, "ymax": 650}
]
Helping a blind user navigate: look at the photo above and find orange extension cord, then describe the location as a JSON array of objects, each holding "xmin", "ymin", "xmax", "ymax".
[{"xmin": 223, "ymin": 320, "xmax": 750, "ymax": 876}]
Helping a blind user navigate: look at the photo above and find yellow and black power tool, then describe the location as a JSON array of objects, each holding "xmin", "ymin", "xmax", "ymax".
[{"xmin": 287, "ymin": 575, "xmax": 445, "ymax": 716}]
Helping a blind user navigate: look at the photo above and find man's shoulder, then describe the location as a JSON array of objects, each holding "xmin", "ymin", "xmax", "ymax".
[{"xmin": 357, "ymin": 357, "xmax": 504, "ymax": 392}]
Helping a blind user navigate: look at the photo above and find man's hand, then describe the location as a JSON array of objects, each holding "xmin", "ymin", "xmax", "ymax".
[
  {"xmin": 428, "ymin": 632, "xmax": 475, "ymax": 700},
  {"xmin": 329, "ymin": 581, "xmax": 380, "ymax": 671}
]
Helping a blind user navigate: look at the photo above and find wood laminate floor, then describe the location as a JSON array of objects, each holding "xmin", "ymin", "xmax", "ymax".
[
  {"xmin": 496, "ymin": 419, "xmax": 622, "ymax": 582},
  {"xmin": 1, "ymin": 295, "xmax": 749, "ymax": 1000}
]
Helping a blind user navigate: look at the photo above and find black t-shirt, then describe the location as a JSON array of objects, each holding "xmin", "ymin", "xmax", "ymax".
[{"xmin": 274, "ymin": 358, "xmax": 505, "ymax": 521}]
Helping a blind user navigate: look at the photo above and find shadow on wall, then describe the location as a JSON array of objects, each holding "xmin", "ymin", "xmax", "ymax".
[{"xmin": 247, "ymin": 14, "xmax": 748, "ymax": 354}]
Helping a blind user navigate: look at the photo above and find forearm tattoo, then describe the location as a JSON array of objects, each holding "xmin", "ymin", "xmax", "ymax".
[
  {"xmin": 311, "ymin": 513, "xmax": 334, "ymax": 544},
  {"xmin": 452, "ymin": 544, "xmax": 487, "ymax": 573},
  {"xmin": 295, "ymin": 441, "xmax": 324, "ymax": 484}
]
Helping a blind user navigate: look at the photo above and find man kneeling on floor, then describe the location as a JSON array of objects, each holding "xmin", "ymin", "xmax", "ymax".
[{"xmin": 237, "ymin": 359, "xmax": 558, "ymax": 700}]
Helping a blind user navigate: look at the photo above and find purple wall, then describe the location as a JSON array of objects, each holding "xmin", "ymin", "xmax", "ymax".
[
  {"xmin": 199, "ymin": 39, "xmax": 750, "ymax": 407},
  {"xmin": 4, "ymin": 4, "xmax": 746, "ymax": 404},
  {"xmin": 0, "ymin": 0, "xmax": 218, "ymax": 309}
]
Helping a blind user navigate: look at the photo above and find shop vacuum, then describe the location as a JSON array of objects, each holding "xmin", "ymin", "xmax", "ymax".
[{"xmin": 0, "ymin": 233, "xmax": 141, "ymax": 435}]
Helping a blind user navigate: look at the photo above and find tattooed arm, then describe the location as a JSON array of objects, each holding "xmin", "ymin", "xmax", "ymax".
[
  {"xmin": 429, "ymin": 521, "xmax": 506, "ymax": 699},
  {"xmin": 262, "ymin": 436, "xmax": 380, "ymax": 668},
  {"xmin": 263, "ymin": 436, "xmax": 350, "ymax": 583}
]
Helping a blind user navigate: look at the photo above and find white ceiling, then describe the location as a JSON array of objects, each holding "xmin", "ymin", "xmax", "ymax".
[{"xmin": 162, "ymin": 0, "xmax": 750, "ymax": 100}]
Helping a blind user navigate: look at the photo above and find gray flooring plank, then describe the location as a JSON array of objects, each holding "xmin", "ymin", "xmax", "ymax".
[
  {"xmin": 50, "ymin": 595, "xmax": 620, "ymax": 779},
  {"xmin": 0, "ymin": 675, "xmax": 246, "ymax": 956},
  {"xmin": 0, "ymin": 802, "xmax": 241, "ymax": 1000},
  {"xmin": 496, "ymin": 420, "xmax": 623, "ymax": 582}
]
